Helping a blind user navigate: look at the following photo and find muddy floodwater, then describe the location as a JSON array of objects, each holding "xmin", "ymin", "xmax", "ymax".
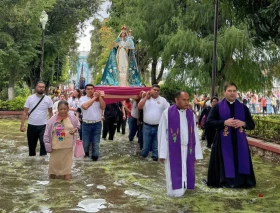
[{"xmin": 0, "ymin": 120, "xmax": 280, "ymax": 213}]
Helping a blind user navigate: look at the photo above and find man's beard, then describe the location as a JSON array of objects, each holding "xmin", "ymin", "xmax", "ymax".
[{"xmin": 37, "ymin": 91, "xmax": 44, "ymax": 94}]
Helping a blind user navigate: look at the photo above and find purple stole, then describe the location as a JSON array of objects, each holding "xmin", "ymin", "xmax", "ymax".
[
  {"xmin": 168, "ymin": 105, "xmax": 196, "ymax": 190},
  {"xmin": 219, "ymin": 99, "xmax": 250, "ymax": 178}
]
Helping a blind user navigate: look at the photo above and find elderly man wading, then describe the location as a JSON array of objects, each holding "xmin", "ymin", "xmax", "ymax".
[{"xmin": 158, "ymin": 91, "xmax": 203, "ymax": 197}]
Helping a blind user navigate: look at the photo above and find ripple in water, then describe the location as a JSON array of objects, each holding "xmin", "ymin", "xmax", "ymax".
[
  {"xmin": 96, "ymin": 185, "xmax": 106, "ymax": 190},
  {"xmin": 124, "ymin": 189, "xmax": 151, "ymax": 199},
  {"xmin": 71, "ymin": 199, "xmax": 107, "ymax": 212}
]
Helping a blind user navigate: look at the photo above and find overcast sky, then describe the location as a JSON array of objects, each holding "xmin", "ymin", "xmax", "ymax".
[{"xmin": 77, "ymin": 1, "xmax": 110, "ymax": 52}]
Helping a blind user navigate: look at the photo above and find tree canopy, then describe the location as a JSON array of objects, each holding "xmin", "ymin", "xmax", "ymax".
[
  {"xmin": 89, "ymin": 0, "xmax": 280, "ymax": 94},
  {"xmin": 0, "ymin": 0, "xmax": 102, "ymax": 100}
]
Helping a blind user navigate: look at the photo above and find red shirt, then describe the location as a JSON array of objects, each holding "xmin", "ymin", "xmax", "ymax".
[
  {"xmin": 123, "ymin": 101, "xmax": 132, "ymax": 118},
  {"xmin": 261, "ymin": 98, "xmax": 266, "ymax": 107}
]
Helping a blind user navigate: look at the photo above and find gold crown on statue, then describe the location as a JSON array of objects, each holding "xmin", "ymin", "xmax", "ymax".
[{"xmin": 121, "ymin": 25, "xmax": 127, "ymax": 32}]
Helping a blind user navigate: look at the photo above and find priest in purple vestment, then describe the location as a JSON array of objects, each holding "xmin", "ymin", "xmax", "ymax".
[
  {"xmin": 158, "ymin": 91, "xmax": 203, "ymax": 197},
  {"xmin": 206, "ymin": 82, "xmax": 256, "ymax": 188}
]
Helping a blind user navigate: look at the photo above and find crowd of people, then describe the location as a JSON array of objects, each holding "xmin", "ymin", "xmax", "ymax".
[
  {"xmin": 20, "ymin": 81, "xmax": 257, "ymax": 197},
  {"xmin": 239, "ymin": 91, "xmax": 280, "ymax": 114}
]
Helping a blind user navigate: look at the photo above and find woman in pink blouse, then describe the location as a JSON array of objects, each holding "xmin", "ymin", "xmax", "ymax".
[{"xmin": 44, "ymin": 100, "xmax": 80, "ymax": 180}]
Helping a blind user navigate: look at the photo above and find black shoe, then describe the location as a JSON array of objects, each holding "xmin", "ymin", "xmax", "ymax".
[
  {"xmin": 92, "ymin": 156, "xmax": 98, "ymax": 161},
  {"xmin": 152, "ymin": 157, "xmax": 158, "ymax": 161},
  {"xmin": 85, "ymin": 152, "xmax": 89, "ymax": 158}
]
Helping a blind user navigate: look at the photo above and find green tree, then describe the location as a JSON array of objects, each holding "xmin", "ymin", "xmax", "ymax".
[
  {"xmin": 88, "ymin": 19, "xmax": 102, "ymax": 75},
  {"xmin": 27, "ymin": 0, "xmax": 103, "ymax": 91},
  {"xmin": 88, "ymin": 18, "xmax": 121, "ymax": 84},
  {"xmin": 160, "ymin": 0, "xmax": 280, "ymax": 93},
  {"xmin": 223, "ymin": 0, "xmax": 280, "ymax": 45},
  {"xmin": 93, "ymin": 0, "xmax": 280, "ymax": 93},
  {"xmin": 0, "ymin": 0, "xmax": 55, "ymax": 100}
]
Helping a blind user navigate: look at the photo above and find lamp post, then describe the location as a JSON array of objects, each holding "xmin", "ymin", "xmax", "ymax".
[
  {"xmin": 39, "ymin": 10, "xmax": 48, "ymax": 81},
  {"xmin": 211, "ymin": 0, "xmax": 219, "ymax": 97}
]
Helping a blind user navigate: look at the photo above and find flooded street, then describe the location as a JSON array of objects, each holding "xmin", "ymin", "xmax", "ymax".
[{"xmin": 0, "ymin": 120, "xmax": 280, "ymax": 213}]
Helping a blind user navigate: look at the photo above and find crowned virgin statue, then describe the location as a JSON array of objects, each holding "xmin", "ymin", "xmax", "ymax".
[{"xmin": 100, "ymin": 25, "xmax": 142, "ymax": 86}]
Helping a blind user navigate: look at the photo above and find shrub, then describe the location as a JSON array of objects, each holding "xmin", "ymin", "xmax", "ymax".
[
  {"xmin": 15, "ymin": 86, "xmax": 30, "ymax": 97},
  {"xmin": 160, "ymin": 84, "xmax": 193, "ymax": 104},
  {"xmin": 248, "ymin": 115, "xmax": 280, "ymax": 143},
  {"xmin": 0, "ymin": 96, "xmax": 27, "ymax": 111},
  {"xmin": 252, "ymin": 115, "xmax": 280, "ymax": 123},
  {"xmin": 8, "ymin": 96, "xmax": 26, "ymax": 110},
  {"xmin": 0, "ymin": 100, "xmax": 9, "ymax": 110}
]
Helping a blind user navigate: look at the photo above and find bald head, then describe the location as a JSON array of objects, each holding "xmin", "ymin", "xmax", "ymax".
[{"xmin": 175, "ymin": 91, "xmax": 189, "ymax": 109}]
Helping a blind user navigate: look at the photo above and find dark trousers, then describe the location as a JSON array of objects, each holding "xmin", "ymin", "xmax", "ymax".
[
  {"xmin": 27, "ymin": 124, "xmax": 47, "ymax": 156},
  {"xmin": 79, "ymin": 121, "xmax": 83, "ymax": 140},
  {"xmin": 273, "ymin": 105, "xmax": 277, "ymax": 114},
  {"xmin": 102, "ymin": 117, "xmax": 117, "ymax": 140},
  {"xmin": 117, "ymin": 117, "xmax": 126, "ymax": 134},
  {"xmin": 138, "ymin": 122, "xmax": 143, "ymax": 150},
  {"xmin": 128, "ymin": 116, "xmax": 138, "ymax": 141}
]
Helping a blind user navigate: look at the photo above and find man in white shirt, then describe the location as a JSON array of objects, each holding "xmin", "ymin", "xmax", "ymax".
[
  {"xmin": 20, "ymin": 81, "xmax": 53, "ymax": 156},
  {"xmin": 138, "ymin": 84, "xmax": 170, "ymax": 161},
  {"xmin": 158, "ymin": 91, "xmax": 203, "ymax": 197},
  {"xmin": 79, "ymin": 84, "xmax": 106, "ymax": 161}
]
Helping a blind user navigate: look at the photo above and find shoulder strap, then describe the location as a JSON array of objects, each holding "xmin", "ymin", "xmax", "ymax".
[{"xmin": 28, "ymin": 95, "xmax": 45, "ymax": 116}]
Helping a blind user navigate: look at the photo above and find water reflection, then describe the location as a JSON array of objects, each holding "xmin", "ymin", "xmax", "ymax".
[
  {"xmin": 0, "ymin": 120, "xmax": 280, "ymax": 212},
  {"xmin": 71, "ymin": 199, "xmax": 107, "ymax": 212}
]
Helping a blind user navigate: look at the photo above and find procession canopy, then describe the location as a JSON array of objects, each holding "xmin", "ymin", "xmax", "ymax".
[{"xmin": 95, "ymin": 86, "xmax": 151, "ymax": 104}]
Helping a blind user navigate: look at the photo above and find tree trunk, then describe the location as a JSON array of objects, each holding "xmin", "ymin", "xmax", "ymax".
[
  {"xmin": 156, "ymin": 63, "xmax": 164, "ymax": 82},
  {"xmin": 8, "ymin": 69, "xmax": 15, "ymax": 100},
  {"xmin": 29, "ymin": 68, "xmax": 36, "ymax": 94},
  {"xmin": 151, "ymin": 58, "xmax": 157, "ymax": 85},
  {"xmin": 45, "ymin": 80, "xmax": 50, "ymax": 95}
]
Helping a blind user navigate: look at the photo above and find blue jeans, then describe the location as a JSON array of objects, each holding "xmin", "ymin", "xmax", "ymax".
[
  {"xmin": 128, "ymin": 116, "xmax": 138, "ymax": 141},
  {"xmin": 142, "ymin": 124, "xmax": 158, "ymax": 158},
  {"xmin": 252, "ymin": 104, "xmax": 256, "ymax": 113},
  {"xmin": 82, "ymin": 122, "xmax": 102, "ymax": 158},
  {"xmin": 138, "ymin": 122, "xmax": 143, "ymax": 150},
  {"xmin": 267, "ymin": 104, "xmax": 272, "ymax": 113}
]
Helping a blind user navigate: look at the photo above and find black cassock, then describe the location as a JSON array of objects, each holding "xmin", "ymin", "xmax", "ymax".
[{"xmin": 206, "ymin": 101, "xmax": 256, "ymax": 188}]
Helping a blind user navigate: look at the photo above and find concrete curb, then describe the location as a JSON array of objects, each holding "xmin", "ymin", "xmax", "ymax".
[
  {"xmin": 0, "ymin": 111, "xmax": 22, "ymax": 119},
  {"xmin": 248, "ymin": 136, "xmax": 280, "ymax": 163},
  {"xmin": 248, "ymin": 137, "xmax": 280, "ymax": 154}
]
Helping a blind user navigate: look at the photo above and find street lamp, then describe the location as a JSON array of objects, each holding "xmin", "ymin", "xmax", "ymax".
[{"xmin": 39, "ymin": 10, "xmax": 48, "ymax": 81}]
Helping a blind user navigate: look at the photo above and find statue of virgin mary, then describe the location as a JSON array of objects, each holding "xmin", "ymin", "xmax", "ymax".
[{"xmin": 100, "ymin": 25, "xmax": 142, "ymax": 86}]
